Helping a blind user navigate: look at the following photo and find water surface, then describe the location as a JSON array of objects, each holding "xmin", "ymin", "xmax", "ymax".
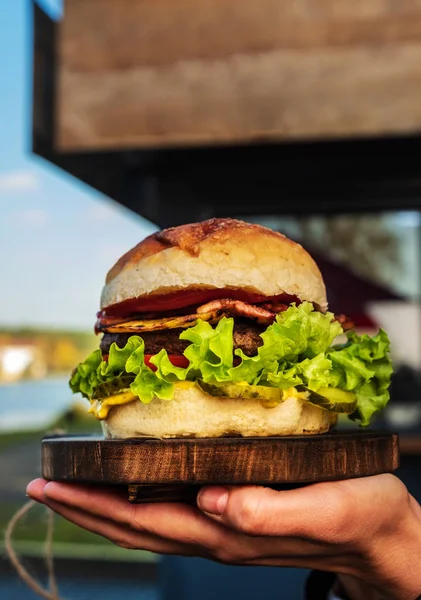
[{"xmin": 0, "ymin": 378, "xmax": 81, "ymax": 432}]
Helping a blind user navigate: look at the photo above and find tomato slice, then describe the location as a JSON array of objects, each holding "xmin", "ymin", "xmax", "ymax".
[
  {"xmin": 98, "ymin": 289, "xmax": 299, "ymax": 318},
  {"xmin": 144, "ymin": 354, "xmax": 189, "ymax": 372},
  {"xmin": 102, "ymin": 353, "xmax": 189, "ymax": 371}
]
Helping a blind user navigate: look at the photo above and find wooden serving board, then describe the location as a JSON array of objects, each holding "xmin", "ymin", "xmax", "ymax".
[{"xmin": 42, "ymin": 431, "xmax": 399, "ymax": 503}]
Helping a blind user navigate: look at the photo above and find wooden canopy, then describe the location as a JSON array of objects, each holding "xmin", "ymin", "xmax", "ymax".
[
  {"xmin": 33, "ymin": 1, "xmax": 421, "ymax": 224},
  {"xmin": 52, "ymin": 0, "xmax": 421, "ymax": 150}
]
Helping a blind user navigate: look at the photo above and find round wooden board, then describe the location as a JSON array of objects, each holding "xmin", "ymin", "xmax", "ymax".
[{"xmin": 42, "ymin": 431, "xmax": 399, "ymax": 503}]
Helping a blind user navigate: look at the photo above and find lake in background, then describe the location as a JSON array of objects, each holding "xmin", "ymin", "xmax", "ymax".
[{"xmin": 0, "ymin": 378, "xmax": 81, "ymax": 432}]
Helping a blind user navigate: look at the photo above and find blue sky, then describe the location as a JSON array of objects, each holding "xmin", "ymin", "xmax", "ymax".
[
  {"xmin": 0, "ymin": 0, "xmax": 157, "ymax": 330},
  {"xmin": 2, "ymin": 1, "xmax": 419, "ymax": 333}
]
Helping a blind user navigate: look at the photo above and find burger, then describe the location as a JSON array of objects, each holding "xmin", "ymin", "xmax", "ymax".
[{"xmin": 70, "ymin": 218, "xmax": 392, "ymax": 438}]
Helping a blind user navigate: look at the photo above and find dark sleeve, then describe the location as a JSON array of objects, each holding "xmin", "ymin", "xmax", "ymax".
[
  {"xmin": 305, "ymin": 572, "xmax": 421, "ymax": 600},
  {"xmin": 304, "ymin": 570, "xmax": 337, "ymax": 600}
]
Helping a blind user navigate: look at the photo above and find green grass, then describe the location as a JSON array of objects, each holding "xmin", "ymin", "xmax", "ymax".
[
  {"xmin": 0, "ymin": 405, "xmax": 101, "ymax": 452},
  {"xmin": 1, "ymin": 501, "xmax": 155, "ymax": 562},
  {"xmin": 1, "ymin": 539, "xmax": 156, "ymax": 562},
  {"xmin": 2, "ymin": 501, "xmax": 110, "ymax": 545},
  {"xmin": 0, "ymin": 429, "xmax": 45, "ymax": 452},
  {"xmin": 0, "ymin": 406, "xmax": 157, "ymax": 562}
]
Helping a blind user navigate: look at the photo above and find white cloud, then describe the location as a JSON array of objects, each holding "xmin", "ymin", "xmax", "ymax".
[
  {"xmin": 0, "ymin": 170, "xmax": 39, "ymax": 192},
  {"xmin": 16, "ymin": 209, "xmax": 49, "ymax": 227}
]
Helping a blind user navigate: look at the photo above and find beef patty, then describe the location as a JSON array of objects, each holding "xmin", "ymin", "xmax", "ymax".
[{"xmin": 100, "ymin": 320, "xmax": 264, "ymax": 358}]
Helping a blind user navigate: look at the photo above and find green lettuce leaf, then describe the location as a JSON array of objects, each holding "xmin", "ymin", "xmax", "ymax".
[
  {"xmin": 101, "ymin": 336, "xmax": 144, "ymax": 377},
  {"xmin": 124, "ymin": 337, "xmax": 175, "ymax": 403},
  {"xmin": 180, "ymin": 317, "xmax": 234, "ymax": 382},
  {"xmin": 69, "ymin": 336, "xmax": 177, "ymax": 404},
  {"xmin": 227, "ymin": 302, "xmax": 341, "ymax": 384},
  {"xmin": 327, "ymin": 329, "xmax": 393, "ymax": 426},
  {"xmin": 69, "ymin": 303, "xmax": 392, "ymax": 425},
  {"xmin": 69, "ymin": 349, "xmax": 102, "ymax": 398},
  {"xmin": 129, "ymin": 367, "xmax": 174, "ymax": 404}
]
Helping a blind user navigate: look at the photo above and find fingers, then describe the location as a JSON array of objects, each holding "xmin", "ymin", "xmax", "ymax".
[
  {"xmin": 197, "ymin": 476, "xmax": 404, "ymax": 544},
  {"xmin": 27, "ymin": 478, "xmax": 50, "ymax": 502},
  {"xmin": 197, "ymin": 483, "xmax": 331, "ymax": 537},
  {"xmin": 27, "ymin": 479, "xmax": 229, "ymax": 551},
  {"xmin": 43, "ymin": 497, "xmax": 194, "ymax": 556},
  {"xmin": 25, "ymin": 479, "xmax": 361, "ymax": 573},
  {"xmin": 27, "ymin": 478, "xmax": 127, "ymax": 504},
  {"xmin": 27, "ymin": 473, "xmax": 406, "ymax": 572}
]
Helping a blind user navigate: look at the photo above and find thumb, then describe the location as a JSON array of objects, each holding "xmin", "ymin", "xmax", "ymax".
[
  {"xmin": 197, "ymin": 485, "xmax": 306, "ymax": 537},
  {"xmin": 197, "ymin": 476, "xmax": 401, "ymax": 542}
]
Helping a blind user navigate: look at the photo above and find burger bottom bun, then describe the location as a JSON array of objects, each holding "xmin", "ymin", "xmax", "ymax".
[{"xmin": 101, "ymin": 383, "xmax": 336, "ymax": 439}]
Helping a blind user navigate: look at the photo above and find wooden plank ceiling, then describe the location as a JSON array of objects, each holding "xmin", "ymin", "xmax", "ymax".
[{"xmin": 58, "ymin": 0, "xmax": 421, "ymax": 151}]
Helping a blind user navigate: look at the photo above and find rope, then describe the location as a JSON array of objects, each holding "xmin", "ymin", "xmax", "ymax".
[
  {"xmin": 4, "ymin": 500, "xmax": 63, "ymax": 600},
  {"xmin": 45, "ymin": 505, "xmax": 59, "ymax": 598}
]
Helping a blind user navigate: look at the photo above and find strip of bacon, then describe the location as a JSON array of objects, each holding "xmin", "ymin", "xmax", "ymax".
[
  {"xmin": 333, "ymin": 314, "xmax": 355, "ymax": 331},
  {"xmin": 97, "ymin": 296, "xmax": 354, "ymax": 335},
  {"xmin": 259, "ymin": 302, "xmax": 289, "ymax": 313},
  {"xmin": 196, "ymin": 299, "xmax": 276, "ymax": 325},
  {"xmin": 98, "ymin": 290, "xmax": 300, "ymax": 318}
]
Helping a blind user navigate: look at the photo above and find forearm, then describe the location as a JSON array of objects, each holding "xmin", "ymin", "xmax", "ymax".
[
  {"xmin": 335, "ymin": 575, "xmax": 391, "ymax": 600},
  {"xmin": 337, "ymin": 494, "xmax": 421, "ymax": 600},
  {"xmin": 336, "ymin": 574, "xmax": 421, "ymax": 600}
]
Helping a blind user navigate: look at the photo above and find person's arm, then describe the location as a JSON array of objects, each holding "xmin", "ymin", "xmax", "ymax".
[
  {"xmin": 194, "ymin": 477, "xmax": 421, "ymax": 600},
  {"xmin": 334, "ymin": 575, "xmax": 393, "ymax": 600},
  {"xmin": 27, "ymin": 474, "xmax": 421, "ymax": 600}
]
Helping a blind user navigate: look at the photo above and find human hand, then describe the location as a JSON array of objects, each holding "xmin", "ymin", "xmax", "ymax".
[{"xmin": 27, "ymin": 474, "xmax": 421, "ymax": 600}]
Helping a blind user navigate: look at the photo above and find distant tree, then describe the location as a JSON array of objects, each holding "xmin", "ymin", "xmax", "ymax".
[
  {"xmin": 52, "ymin": 339, "xmax": 81, "ymax": 373},
  {"xmin": 291, "ymin": 215, "xmax": 401, "ymax": 286},
  {"xmin": 0, "ymin": 328, "xmax": 97, "ymax": 379}
]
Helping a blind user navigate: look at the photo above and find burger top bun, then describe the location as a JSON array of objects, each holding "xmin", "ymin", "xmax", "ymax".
[{"xmin": 100, "ymin": 218, "xmax": 327, "ymax": 312}]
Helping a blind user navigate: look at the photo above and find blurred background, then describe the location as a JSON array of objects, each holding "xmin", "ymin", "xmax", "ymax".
[{"xmin": 1, "ymin": 0, "xmax": 421, "ymax": 599}]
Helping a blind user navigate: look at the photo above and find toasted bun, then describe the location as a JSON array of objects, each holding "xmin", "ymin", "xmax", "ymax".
[
  {"xmin": 101, "ymin": 218, "xmax": 327, "ymax": 311},
  {"xmin": 101, "ymin": 384, "xmax": 335, "ymax": 439}
]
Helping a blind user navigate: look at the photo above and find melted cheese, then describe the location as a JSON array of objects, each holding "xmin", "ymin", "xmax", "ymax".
[
  {"xmin": 89, "ymin": 382, "xmax": 307, "ymax": 419},
  {"xmin": 89, "ymin": 390, "xmax": 137, "ymax": 419},
  {"xmin": 260, "ymin": 386, "xmax": 308, "ymax": 408}
]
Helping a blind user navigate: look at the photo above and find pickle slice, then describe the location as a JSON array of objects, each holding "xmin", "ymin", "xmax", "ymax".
[
  {"xmin": 297, "ymin": 385, "xmax": 357, "ymax": 414},
  {"xmin": 197, "ymin": 380, "xmax": 284, "ymax": 402},
  {"xmin": 92, "ymin": 375, "xmax": 135, "ymax": 400},
  {"xmin": 198, "ymin": 380, "xmax": 357, "ymax": 414}
]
